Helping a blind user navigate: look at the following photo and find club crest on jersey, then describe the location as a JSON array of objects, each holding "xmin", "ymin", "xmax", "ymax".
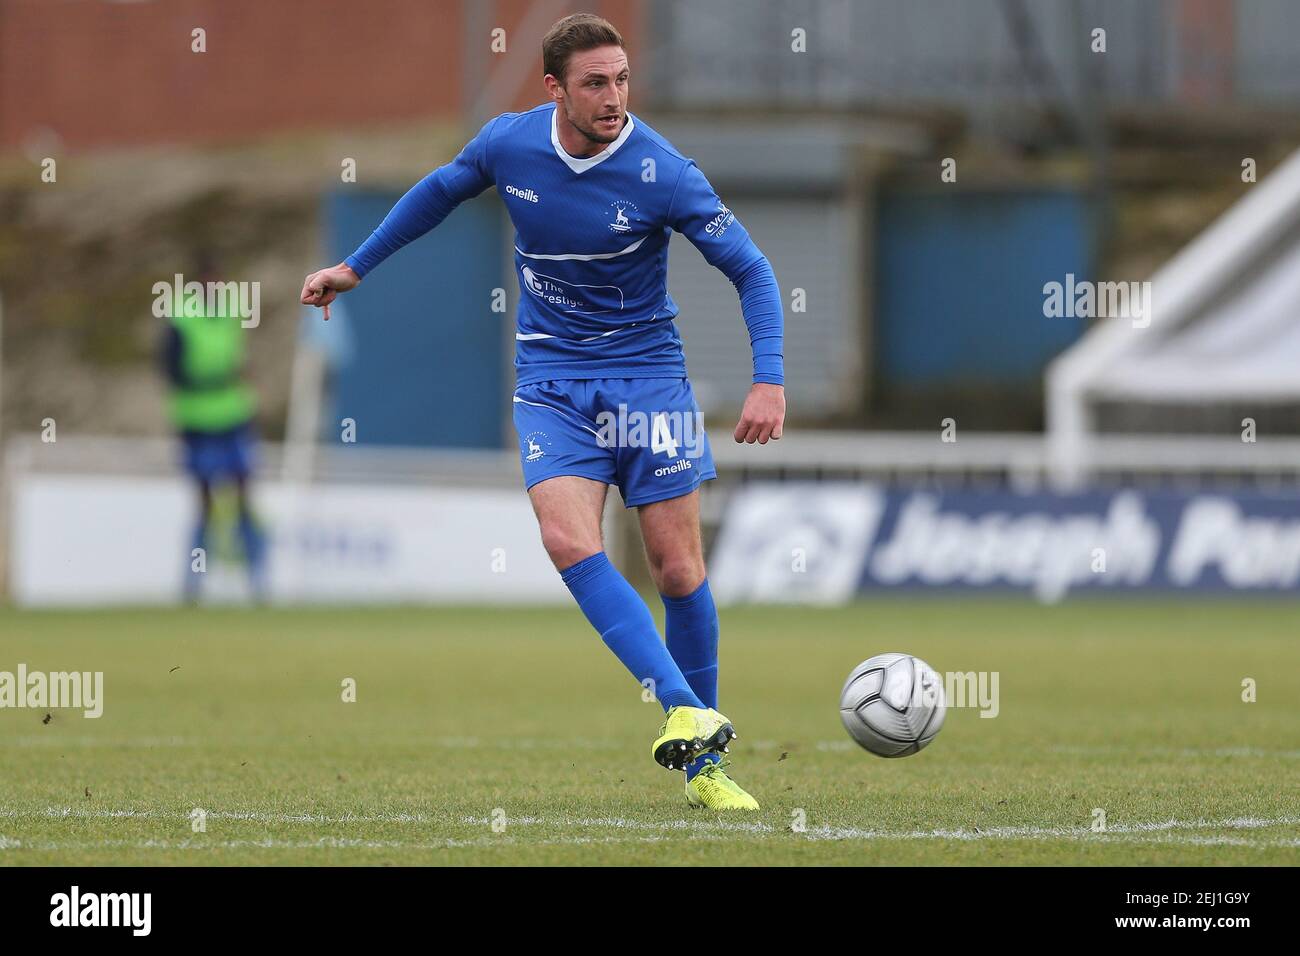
[
  {"xmin": 607, "ymin": 200, "xmax": 639, "ymax": 234},
  {"xmin": 523, "ymin": 431, "xmax": 550, "ymax": 462}
]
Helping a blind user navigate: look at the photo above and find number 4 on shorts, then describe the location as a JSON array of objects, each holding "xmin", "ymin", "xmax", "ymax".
[{"xmin": 651, "ymin": 412, "xmax": 678, "ymax": 458}]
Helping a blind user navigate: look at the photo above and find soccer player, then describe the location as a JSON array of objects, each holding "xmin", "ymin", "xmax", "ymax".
[
  {"xmin": 300, "ymin": 13, "xmax": 784, "ymax": 810},
  {"xmin": 162, "ymin": 253, "xmax": 267, "ymax": 603}
]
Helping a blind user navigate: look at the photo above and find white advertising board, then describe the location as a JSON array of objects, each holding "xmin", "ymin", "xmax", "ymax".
[{"xmin": 11, "ymin": 475, "xmax": 568, "ymax": 606}]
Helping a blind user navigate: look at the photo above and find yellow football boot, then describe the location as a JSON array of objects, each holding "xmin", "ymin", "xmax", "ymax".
[
  {"xmin": 685, "ymin": 759, "xmax": 760, "ymax": 811},
  {"xmin": 651, "ymin": 705, "xmax": 737, "ymax": 770}
]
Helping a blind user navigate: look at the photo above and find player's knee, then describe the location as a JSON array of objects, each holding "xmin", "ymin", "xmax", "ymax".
[
  {"xmin": 653, "ymin": 555, "xmax": 705, "ymax": 598},
  {"xmin": 540, "ymin": 525, "xmax": 601, "ymax": 572}
]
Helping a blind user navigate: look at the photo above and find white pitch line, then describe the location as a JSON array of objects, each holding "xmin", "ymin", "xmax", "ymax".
[
  {"xmin": 0, "ymin": 808, "xmax": 765, "ymax": 830},
  {"xmin": 0, "ymin": 807, "xmax": 434, "ymax": 825},
  {"xmin": 0, "ymin": 832, "xmax": 1295, "ymax": 853},
  {"xmin": 11, "ymin": 735, "xmax": 1299, "ymax": 761},
  {"xmin": 1, "ymin": 808, "xmax": 1296, "ymax": 849},
  {"xmin": 458, "ymin": 813, "xmax": 1300, "ymax": 844},
  {"xmin": 459, "ymin": 814, "xmax": 774, "ymax": 835},
  {"xmin": 796, "ymin": 816, "xmax": 1300, "ymax": 843},
  {"xmin": 0, "ymin": 834, "xmax": 702, "ymax": 852}
]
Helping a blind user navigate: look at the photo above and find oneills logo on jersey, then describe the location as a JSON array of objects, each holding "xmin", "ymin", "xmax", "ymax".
[
  {"xmin": 506, "ymin": 184, "xmax": 540, "ymax": 203},
  {"xmin": 607, "ymin": 200, "xmax": 638, "ymax": 234}
]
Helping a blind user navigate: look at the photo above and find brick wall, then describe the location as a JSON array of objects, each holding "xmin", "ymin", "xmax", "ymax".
[{"xmin": 0, "ymin": 0, "xmax": 642, "ymax": 151}]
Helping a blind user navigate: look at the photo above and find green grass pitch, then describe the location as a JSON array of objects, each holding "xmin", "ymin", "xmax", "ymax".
[{"xmin": 1, "ymin": 600, "xmax": 1296, "ymax": 866}]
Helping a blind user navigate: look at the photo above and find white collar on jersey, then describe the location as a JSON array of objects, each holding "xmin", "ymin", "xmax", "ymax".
[{"xmin": 550, "ymin": 104, "xmax": 636, "ymax": 174}]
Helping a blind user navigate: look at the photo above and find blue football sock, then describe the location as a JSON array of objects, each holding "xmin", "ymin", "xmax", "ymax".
[
  {"xmin": 684, "ymin": 751, "xmax": 722, "ymax": 780},
  {"xmin": 184, "ymin": 521, "xmax": 207, "ymax": 601},
  {"xmin": 662, "ymin": 578, "xmax": 719, "ymax": 708},
  {"xmin": 663, "ymin": 579, "xmax": 722, "ymax": 780},
  {"xmin": 237, "ymin": 513, "xmax": 268, "ymax": 600},
  {"xmin": 561, "ymin": 552, "xmax": 702, "ymax": 712}
]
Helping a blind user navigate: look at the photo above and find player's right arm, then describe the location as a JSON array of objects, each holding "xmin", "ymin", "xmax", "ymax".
[
  {"xmin": 300, "ymin": 115, "xmax": 503, "ymax": 320},
  {"xmin": 300, "ymin": 263, "xmax": 359, "ymax": 321},
  {"xmin": 666, "ymin": 161, "xmax": 785, "ymax": 443}
]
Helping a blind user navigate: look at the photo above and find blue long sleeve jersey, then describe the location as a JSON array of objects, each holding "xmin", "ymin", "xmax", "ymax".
[{"xmin": 344, "ymin": 104, "xmax": 784, "ymax": 387}]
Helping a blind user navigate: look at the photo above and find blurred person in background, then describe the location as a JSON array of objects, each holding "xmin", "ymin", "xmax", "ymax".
[{"xmin": 159, "ymin": 251, "xmax": 267, "ymax": 603}]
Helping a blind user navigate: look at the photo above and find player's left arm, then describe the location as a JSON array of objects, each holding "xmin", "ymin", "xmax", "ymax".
[
  {"xmin": 667, "ymin": 162, "xmax": 785, "ymax": 444},
  {"xmin": 302, "ymin": 116, "xmax": 503, "ymax": 319},
  {"xmin": 159, "ymin": 324, "xmax": 185, "ymax": 387}
]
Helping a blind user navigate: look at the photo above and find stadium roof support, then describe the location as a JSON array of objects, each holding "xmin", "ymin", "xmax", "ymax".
[{"xmin": 1045, "ymin": 146, "xmax": 1300, "ymax": 489}]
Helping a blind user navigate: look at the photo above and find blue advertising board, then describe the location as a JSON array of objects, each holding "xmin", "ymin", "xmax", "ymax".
[{"xmin": 711, "ymin": 484, "xmax": 1300, "ymax": 603}]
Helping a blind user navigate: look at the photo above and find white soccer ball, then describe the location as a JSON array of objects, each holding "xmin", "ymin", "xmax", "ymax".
[{"xmin": 839, "ymin": 652, "xmax": 946, "ymax": 757}]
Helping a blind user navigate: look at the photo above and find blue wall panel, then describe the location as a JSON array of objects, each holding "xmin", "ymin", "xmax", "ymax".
[
  {"xmin": 326, "ymin": 191, "xmax": 504, "ymax": 448},
  {"xmin": 875, "ymin": 190, "xmax": 1091, "ymax": 386}
]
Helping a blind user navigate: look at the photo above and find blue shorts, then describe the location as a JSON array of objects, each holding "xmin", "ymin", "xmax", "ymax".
[
  {"xmin": 513, "ymin": 378, "xmax": 717, "ymax": 508},
  {"xmin": 180, "ymin": 422, "xmax": 256, "ymax": 483}
]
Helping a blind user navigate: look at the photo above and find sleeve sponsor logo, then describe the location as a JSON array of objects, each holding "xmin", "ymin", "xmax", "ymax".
[{"xmin": 704, "ymin": 201, "xmax": 735, "ymax": 238}]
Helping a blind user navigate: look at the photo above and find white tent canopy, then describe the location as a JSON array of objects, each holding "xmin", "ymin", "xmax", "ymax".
[
  {"xmin": 1094, "ymin": 236, "xmax": 1300, "ymax": 401},
  {"xmin": 1046, "ymin": 147, "xmax": 1300, "ymax": 486}
]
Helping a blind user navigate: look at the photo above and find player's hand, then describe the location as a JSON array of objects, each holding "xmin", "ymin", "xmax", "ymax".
[
  {"xmin": 300, "ymin": 263, "xmax": 360, "ymax": 321},
  {"xmin": 733, "ymin": 382, "xmax": 785, "ymax": 444}
]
